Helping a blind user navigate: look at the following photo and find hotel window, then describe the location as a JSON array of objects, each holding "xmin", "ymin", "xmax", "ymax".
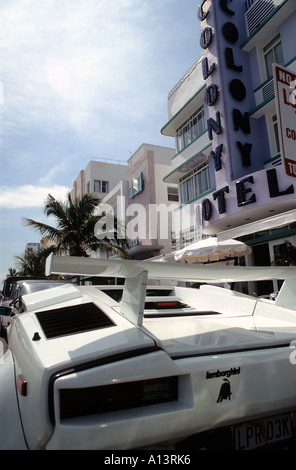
[
  {"xmin": 176, "ymin": 107, "xmax": 205, "ymax": 153},
  {"xmin": 179, "ymin": 164, "xmax": 210, "ymax": 204},
  {"xmin": 272, "ymin": 114, "xmax": 281, "ymax": 154},
  {"xmin": 94, "ymin": 180, "xmax": 109, "ymax": 193},
  {"xmin": 263, "ymin": 34, "xmax": 284, "ymax": 80},
  {"xmin": 167, "ymin": 187, "xmax": 179, "ymax": 202},
  {"xmin": 129, "ymin": 172, "xmax": 144, "ymax": 199},
  {"xmin": 101, "ymin": 181, "xmax": 109, "ymax": 193},
  {"xmin": 94, "ymin": 180, "xmax": 101, "ymax": 192}
]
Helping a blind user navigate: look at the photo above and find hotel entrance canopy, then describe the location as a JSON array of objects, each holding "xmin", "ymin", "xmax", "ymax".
[{"xmin": 217, "ymin": 209, "xmax": 296, "ymax": 241}]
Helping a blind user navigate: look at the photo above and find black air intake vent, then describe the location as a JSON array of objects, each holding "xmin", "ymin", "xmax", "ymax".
[
  {"xmin": 36, "ymin": 302, "xmax": 115, "ymax": 339},
  {"xmin": 144, "ymin": 300, "xmax": 189, "ymax": 310}
]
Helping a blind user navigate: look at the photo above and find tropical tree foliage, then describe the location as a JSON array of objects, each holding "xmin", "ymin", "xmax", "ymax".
[
  {"xmin": 7, "ymin": 267, "xmax": 17, "ymax": 277},
  {"xmin": 23, "ymin": 192, "xmax": 129, "ymax": 259},
  {"xmin": 272, "ymin": 241, "xmax": 296, "ymax": 266},
  {"xmin": 13, "ymin": 250, "xmax": 49, "ymax": 277}
]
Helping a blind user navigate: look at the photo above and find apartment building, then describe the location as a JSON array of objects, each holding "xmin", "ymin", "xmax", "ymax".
[
  {"xmin": 101, "ymin": 144, "xmax": 177, "ymax": 260},
  {"xmin": 126, "ymin": 143, "xmax": 177, "ymax": 259},
  {"xmin": 71, "ymin": 158, "xmax": 127, "ymax": 200},
  {"xmin": 25, "ymin": 242, "xmax": 40, "ymax": 254},
  {"xmin": 162, "ymin": 0, "xmax": 296, "ymax": 294}
]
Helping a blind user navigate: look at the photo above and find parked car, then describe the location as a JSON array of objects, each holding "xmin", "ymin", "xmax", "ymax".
[
  {"xmin": 0, "ymin": 305, "xmax": 13, "ymax": 341},
  {"xmin": 1, "ymin": 255, "xmax": 296, "ymax": 450},
  {"xmin": 0, "ymin": 279, "xmax": 70, "ymax": 338},
  {"xmin": 1, "ymin": 276, "xmax": 47, "ymax": 306},
  {"xmin": 8, "ymin": 279, "xmax": 70, "ymax": 312}
]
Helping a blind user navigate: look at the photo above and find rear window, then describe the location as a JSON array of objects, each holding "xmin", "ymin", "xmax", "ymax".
[{"xmin": 23, "ymin": 282, "xmax": 69, "ymax": 295}]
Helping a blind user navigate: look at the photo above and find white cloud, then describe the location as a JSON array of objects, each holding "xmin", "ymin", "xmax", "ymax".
[
  {"xmin": 0, "ymin": 0, "xmax": 170, "ymax": 167},
  {"xmin": 0, "ymin": 185, "xmax": 70, "ymax": 208},
  {"xmin": 0, "ymin": 0, "xmax": 200, "ymax": 159},
  {"xmin": 1, "ymin": 1, "xmax": 154, "ymax": 122},
  {"xmin": 0, "ymin": 0, "xmax": 201, "ymax": 281}
]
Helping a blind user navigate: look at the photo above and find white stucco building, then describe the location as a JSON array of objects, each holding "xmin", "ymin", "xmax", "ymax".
[
  {"xmin": 72, "ymin": 158, "xmax": 127, "ymax": 200},
  {"xmin": 100, "ymin": 144, "xmax": 177, "ymax": 259}
]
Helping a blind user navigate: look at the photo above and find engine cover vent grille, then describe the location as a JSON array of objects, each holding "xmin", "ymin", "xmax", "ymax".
[{"xmin": 36, "ymin": 302, "xmax": 115, "ymax": 338}]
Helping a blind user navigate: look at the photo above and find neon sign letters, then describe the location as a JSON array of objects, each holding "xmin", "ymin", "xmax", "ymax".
[{"xmin": 197, "ymin": 0, "xmax": 294, "ymax": 223}]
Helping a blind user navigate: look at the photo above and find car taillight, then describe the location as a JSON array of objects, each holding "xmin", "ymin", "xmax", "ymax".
[
  {"xmin": 17, "ymin": 374, "xmax": 27, "ymax": 396},
  {"xmin": 144, "ymin": 301, "xmax": 188, "ymax": 310},
  {"xmin": 59, "ymin": 376, "xmax": 178, "ymax": 419},
  {"xmin": 142, "ymin": 377, "xmax": 177, "ymax": 403}
]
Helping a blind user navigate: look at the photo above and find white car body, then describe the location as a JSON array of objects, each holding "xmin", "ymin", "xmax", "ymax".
[{"xmin": 1, "ymin": 255, "xmax": 296, "ymax": 450}]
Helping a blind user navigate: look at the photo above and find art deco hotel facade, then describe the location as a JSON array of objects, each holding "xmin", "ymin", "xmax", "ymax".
[{"xmin": 161, "ymin": 0, "xmax": 296, "ymax": 291}]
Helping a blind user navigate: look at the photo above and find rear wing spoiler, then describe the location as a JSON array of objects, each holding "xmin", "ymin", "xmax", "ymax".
[
  {"xmin": 46, "ymin": 254, "xmax": 296, "ymax": 282},
  {"xmin": 46, "ymin": 255, "xmax": 296, "ymax": 325}
]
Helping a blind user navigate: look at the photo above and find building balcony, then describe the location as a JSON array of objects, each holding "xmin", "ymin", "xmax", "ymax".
[
  {"xmin": 161, "ymin": 58, "xmax": 205, "ymax": 138},
  {"xmin": 245, "ymin": 0, "xmax": 284, "ymax": 37},
  {"xmin": 163, "ymin": 132, "xmax": 212, "ymax": 184},
  {"xmin": 128, "ymin": 239, "xmax": 164, "ymax": 259},
  {"xmin": 251, "ymin": 57, "xmax": 296, "ymax": 118},
  {"xmin": 241, "ymin": 0, "xmax": 295, "ymax": 52}
]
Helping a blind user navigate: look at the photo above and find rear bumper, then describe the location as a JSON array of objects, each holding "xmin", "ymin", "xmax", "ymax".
[{"xmin": 44, "ymin": 344, "xmax": 296, "ymax": 450}]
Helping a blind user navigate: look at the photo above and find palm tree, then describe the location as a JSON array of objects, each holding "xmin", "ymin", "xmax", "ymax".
[
  {"xmin": 14, "ymin": 250, "xmax": 49, "ymax": 277},
  {"xmin": 24, "ymin": 192, "xmax": 129, "ymax": 260},
  {"xmin": 7, "ymin": 267, "xmax": 17, "ymax": 277}
]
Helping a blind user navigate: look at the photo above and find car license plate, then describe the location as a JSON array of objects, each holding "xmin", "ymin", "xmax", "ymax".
[{"xmin": 234, "ymin": 413, "xmax": 292, "ymax": 450}]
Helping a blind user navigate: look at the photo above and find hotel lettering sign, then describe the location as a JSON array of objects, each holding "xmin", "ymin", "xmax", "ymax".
[
  {"xmin": 274, "ymin": 63, "xmax": 296, "ymax": 179},
  {"xmin": 197, "ymin": 0, "xmax": 294, "ymax": 223}
]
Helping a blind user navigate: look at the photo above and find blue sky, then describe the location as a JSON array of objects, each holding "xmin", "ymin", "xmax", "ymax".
[{"xmin": 0, "ymin": 0, "xmax": 201, "ymax": 283}]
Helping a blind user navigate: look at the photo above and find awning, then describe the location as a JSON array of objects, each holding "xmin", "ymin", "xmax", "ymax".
[
  {"xmin": 163, "ymin": 143, "xmax": 212, "ymax": 184},
  {"xmin": 217, "ymin": 210, "xmax": 296, "ymax": 242},
  {"xmin": 174, "ymin": 237, "xmax": 252, "ymax": 263}
]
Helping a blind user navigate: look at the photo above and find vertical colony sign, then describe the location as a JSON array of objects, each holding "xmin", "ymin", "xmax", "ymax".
[
  {"xmin": 274, "ymin": 63, "xmax": 296, "ymax": 179},
  {"xmin": 196, "ymin": 0, "xmax": 294, "ymax": 229}
]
